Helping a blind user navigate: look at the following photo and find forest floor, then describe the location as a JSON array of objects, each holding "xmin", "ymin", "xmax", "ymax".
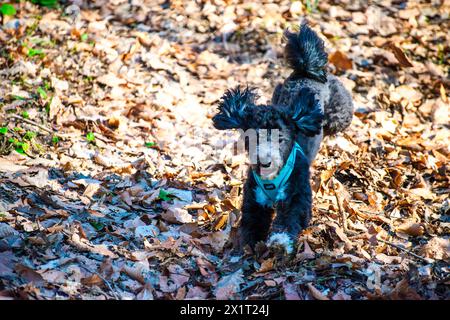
[{"xmin": 0, "ymin": 0, "xmax": 448, "ymax": 300}]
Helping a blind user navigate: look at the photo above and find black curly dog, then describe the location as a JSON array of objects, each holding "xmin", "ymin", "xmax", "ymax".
[{"xmin": 212, "ymin": 23, "xmax": 353, "ymax": 254}]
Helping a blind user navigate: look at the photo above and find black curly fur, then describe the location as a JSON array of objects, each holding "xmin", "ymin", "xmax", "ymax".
[
  {"xmin": 291, "ymin": 88, "xmax": 325, "ymax": 136},
  {"xmin": 212, "ymin": 87, "xmax": 323, "ymax": 136},
  {"xmin": 212, "ymin": 87, "xmax": 257, "ymax": 130},
  {"xmin": 239, "ymin": 153, "xmax": 312, "ymax": 249},
  {"xmin": 212, "ymin": 23, "xmax": 353, "ymax": 255},
  {"xmin": 284, "ymin": 23, "xmax": 328, "ymax": 83}
]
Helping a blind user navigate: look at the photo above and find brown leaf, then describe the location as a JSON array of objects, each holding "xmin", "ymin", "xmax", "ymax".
[
  {"xmin": 0, "ymin": 223, "xmax": 18, "ymax": 238},
  {"xmin": 0, "ymin": 158, "xmax": 27, "ymax": 172},
  {"xmin": 307, "ymin": 283, "xmax": 330, "ymax": 300},
  {"xmin": 258, "ymin": 257, "xmax": 275, "ymax": 273},
  {"xmin": 186, "ymin": 286, "xmax": 209, "ymax": 300},
  {"xmin": 69, "ymin": 233, "xmax": 118, "ymax": 258},
  {"xmin": 15, "ymin": 264, "xmax": 45, "ymax": 286},
  {"xmin": 0, "ymin": 251, "xmax": 16, "ymax": 277},
  {"xmin": 420, "ymin": 237, "xmax": 449, "ymax": 260},
  {"xmin": 199, "ymin": 231, "xmax": 228, "ymax": 252},
  {"xmin": 375, "ymin": 253, "xmax": 403, "ymax": 264},
  {"xmin": 389, "ymin": 279, "xmax": 422, "ymax": 300},
  {"xmin": 332, "ymin": 290, "xmax": 352, "ymax": 300},
  {"xmin": 440, "ymin": 83, "xmax": 448, "ymax": 103},
  {"xmin": 283, "ymin": 282, "xmax": 301, "ymax": 300},
  {"xmin": 329, "ymin": 51, "xmax": 353, "ymax": 71},
  {"xmin": 81, "ymin": 274, "xmax": 103, "ymax": 286},
  {"xmin": 296, "ymin": 240, "xmax": 315, "ymax": 261},
  {"xmin": 214, "ymin": 270, "xmax": 243, "ymax": 300},
  {"xmin": 136, "ymin": 282, "xmax": 154, "ymax": 300},
  {"xmin": 396, "ymin": 222, "xmax": 425, "ymax": 237},
  {"xmin": 390, "ymin": 85, "xmax": 423, "ymax": 104},
  {"xmin": 386, "ymin": 42, "xmax": 413, "ymax": 67},
  {"xmin": 161, "ymin": 205, "xmax": 193, "ymax": 224},
  {"xmin": 97, "ymin": 73, "xmax": 126, "ymax": 87}
]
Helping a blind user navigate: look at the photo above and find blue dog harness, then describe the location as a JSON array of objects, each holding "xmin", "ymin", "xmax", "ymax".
[{"xmin": 252, "ymin": 142, "xmax": 305, "ymax": 205}]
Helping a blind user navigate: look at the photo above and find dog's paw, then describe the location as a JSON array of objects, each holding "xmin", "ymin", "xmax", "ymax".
[{"xmin": 266, "ymin": 232, "xmax": 294, "ymax": 255}]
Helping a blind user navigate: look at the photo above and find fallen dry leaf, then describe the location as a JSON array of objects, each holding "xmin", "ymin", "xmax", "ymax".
[
  {"xmin": 329, "ymin": 51, "xmax": 353, "ymax": 71},
  {"xmin": 307, "ymin": 283, "xmax": 330, "ymax": 300},
  {"xmin": 396, "ymin": 221, "xmax": 425, "ymax": 237},
  {"xmin": 386, "ymin": 42, "xmax": 413, "ymax": 68}
]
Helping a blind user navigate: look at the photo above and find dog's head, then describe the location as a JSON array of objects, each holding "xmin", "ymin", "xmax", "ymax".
[{"xmin": 212, "ymin": 86, "xmax": 324, "ymax": 179}]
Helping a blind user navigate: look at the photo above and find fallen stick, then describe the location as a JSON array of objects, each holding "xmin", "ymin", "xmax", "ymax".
[
  {"xmin": 9, "ymin": 114, "xmax": 53, "ymax": 134},
  {"xmin": 378, "ymin": 238, "xmax": 434, "ymax": 264}
]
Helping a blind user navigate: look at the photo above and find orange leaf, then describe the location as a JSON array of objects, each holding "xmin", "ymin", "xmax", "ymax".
[
  {"xmin": 307, "ymin": 283, "xmax": 329, "ymax": 300},
  {"xmin": 329, "ymin": 51, "xmax": 353, "ymax": 71},
  {"xmin": 396, "ymin": 222, "xmax": 425, "ymax": 237}
]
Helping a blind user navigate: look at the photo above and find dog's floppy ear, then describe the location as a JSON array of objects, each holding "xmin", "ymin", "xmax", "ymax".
[
  {"xmin": 290, "ymin": 88, "xmax": 324, "ymax": 136},
  {"xmin": 212, "ymin": 86, "xmax": 257, "ymax": 130}
]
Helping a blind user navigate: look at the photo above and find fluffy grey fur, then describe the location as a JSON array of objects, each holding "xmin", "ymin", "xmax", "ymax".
[{"xmin": 212, "ymin": 23, "xmax": 353, "ymax": 254}]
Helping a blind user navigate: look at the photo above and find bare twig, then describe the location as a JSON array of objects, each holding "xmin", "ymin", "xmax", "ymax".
[
  {"xmin": 77, "ymin": 260, "xmax": 120, "ymax": 300},
  {"xmin": 9, "ymin": 114, "xmax": 53, "ymax": 134},
  {"xmin": 378, "ymin": 238, "xmax": 434, "ymax": 264}
]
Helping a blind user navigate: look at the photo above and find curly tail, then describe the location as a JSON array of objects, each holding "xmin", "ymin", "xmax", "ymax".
[{"xmin": 284, "ymin": 23, "xmax": 328, "ymax": 83}]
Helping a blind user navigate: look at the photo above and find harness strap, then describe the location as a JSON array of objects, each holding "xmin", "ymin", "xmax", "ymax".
[{"xmin": 252, "ymin": 142, "xmax": 305, "ymax": 203}]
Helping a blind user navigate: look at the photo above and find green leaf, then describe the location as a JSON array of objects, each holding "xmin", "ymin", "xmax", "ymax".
[
  {"xmin": 21, "ymin": 111, "xmax": 29, "ymax": 119},
  {"xmin": 145, "ymin": 141, "xmax": 156, "ymax": 148},
  {"xmin": 89, "ymin": 221, "xmax": 104, "ymax": 231},
  {"xmin": 12, "ymin": 95, "xmax": 26, "ymax": 101},
  {"xmin": 0, "ymin": 127, "xmax": 8, "ymax": 135},
  {"xmin": 80, "ymin": 33, "xmax": 88, "ymax": 42},
  {"xmin": 27, "ymin": 48, "xmax": 44, "ymax": 58},
  {"xmin": 51, "ymin": 135, "xmax": 59, "ymax": 144},
  {"xmin": 158, "ymin": 189, "xmax": 173, "ymax": 201},
  {"xmin": 14, "ymin": 141, "xmax": 29, "ymax": 155},
  {"xmin": 31, "ymin": 0, "xmax": 58, "ymax": 8},
  {"xmin": 24, "ymin": 131, "xmax": 37, "ymax": 140},
  {"xmin": 37, "ymin": 86, "xmax": 47, "ymax": 99},
  {"xmin": 86, "ymin": 132, "xmax": 95, "ymax": 142},
  {"xmin": 43, "ymin": 80, "xmax": 51, "ymax": 91},
  {"xmin": 0, "ymin": 4, "xmax": 16, "ymax": 16},
  {"xmin": 21, "ymin": 142, "xmax": 30, "ymax": 152}
]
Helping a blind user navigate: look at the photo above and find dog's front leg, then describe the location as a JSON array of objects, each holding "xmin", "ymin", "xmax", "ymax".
[
  {"xmin": 267, "ymin": 194, "xmax": 312, "ymax": 254},
  {"xmin": 237, "ymin": 175, "xmax": 274, "ymax": 251}
]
